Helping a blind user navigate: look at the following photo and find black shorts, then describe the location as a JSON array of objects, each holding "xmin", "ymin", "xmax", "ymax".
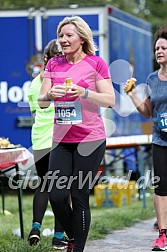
[{"xmin": 152, "ymin": 144, "xmax": 167, "ymax": 196}]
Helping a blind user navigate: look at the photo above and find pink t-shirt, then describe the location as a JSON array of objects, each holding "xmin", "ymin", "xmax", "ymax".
[{"xmin": 44, "ymin": 54, "xmax": 110, "ymax": 143}]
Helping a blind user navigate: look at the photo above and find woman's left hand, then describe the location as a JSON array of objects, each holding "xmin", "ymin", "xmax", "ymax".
[{"xmin": 67, "ymin": 84, "xmax": 86, "ymax": 98}]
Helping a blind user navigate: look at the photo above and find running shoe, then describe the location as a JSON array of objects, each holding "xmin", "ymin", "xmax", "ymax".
[
  {"xmin": 153, "ymin": 220, "xmax": 159, "ymax": 232},
  {"xmin": 152, "ymin": 232, "xmax": 167, "ymax": 251},
  {"xmin": 28, "ymin": 227, "xmax": 40, "ymax": 246},
  {"xmin": 52, "ymin": 236, "xmax": 68, "ymax": 250}
]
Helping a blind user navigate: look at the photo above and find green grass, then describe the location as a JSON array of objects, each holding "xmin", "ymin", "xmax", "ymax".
[{"xmin": 0, "ymin": 189, "xmax": 155, "ymax": 252}]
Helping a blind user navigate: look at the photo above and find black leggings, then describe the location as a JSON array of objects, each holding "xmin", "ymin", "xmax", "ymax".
[
  {"xmin": 152, "ymin": 144, "xmax": 167, "ymax": 196},
  {"xmin": 48, "ymin": 140, "xmax": 106, "ymax": 252},
  {"xmin": 32, "ymin": 149, "xmax": 63, "ymax": 232}
]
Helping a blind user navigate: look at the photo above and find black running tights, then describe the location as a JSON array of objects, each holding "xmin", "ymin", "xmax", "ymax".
[
  {"xmin": 32, "ymin": 148, "xmax": 63, "ymax": 232},
  {"xmin": 152, "ymin": 144, "xmax": 167, "ymax": 196},
  {"xmin": 48, "ymin": 140, "xmax": 106, "ymax": 252}
]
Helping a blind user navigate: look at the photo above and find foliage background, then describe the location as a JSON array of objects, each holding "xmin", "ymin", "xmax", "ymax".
[
  {"xmin": 0, "ymin": 0, "xmax": 167, "ymax": 33},
  {"xmin": 0, "ymin": 0, "xmax": 166, "ymax": 71}
]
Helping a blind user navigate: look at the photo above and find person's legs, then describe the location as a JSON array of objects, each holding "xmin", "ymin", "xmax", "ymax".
[
  {"xmin": 153, "ymin": 144, "xmax": 167, "ymax": 229},
  {"xmin": 154, "ymin": 196, "xmax": 167, "ymax": 230},
  {"xmin": 32, "ymin": 149, "xmax": 50, "ymax": 226},
  {"xmin": 71, "ymin": 140, "xmax": 106, "ymax": 252},
  {"xmin": 28, "ymin": 149, "xmax": 50, "ymax": 245},
  {"xmin": 152, "ymin": 144, "xmax": 167, "ymax": 250},
  {"xmin": 48, "ymin": 140, "xmax": 106, "ymax": 252},
  {"xmin": 28, "ymin": 149, "xmax": 65, "ymax": 247},
  {"xmin": 48, "ymin": 143, "xmax": 74, "ymax": 239}
]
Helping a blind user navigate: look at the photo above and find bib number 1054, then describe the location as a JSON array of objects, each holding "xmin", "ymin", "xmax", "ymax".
[
  {"xmin": 55, "ymin": 101, "xmax": 82, "ymax": 125},
  {"xmin": 56, "ymin": 108, "xmax": 76, "ymax": 118}
]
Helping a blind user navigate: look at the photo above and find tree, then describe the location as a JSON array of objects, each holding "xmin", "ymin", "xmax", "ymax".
[{"xmin": 0, "ymin": 0, "xmax": 166, "ymax": 36}]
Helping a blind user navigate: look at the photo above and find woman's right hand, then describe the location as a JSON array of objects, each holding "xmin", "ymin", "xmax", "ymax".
[
  {"xmin": 123, "ymin": 78, "xmax": 137, "ymax": 96},
  {"xmin": 48, "ymin": 85, "xmax": 67, "ymax": 99}
]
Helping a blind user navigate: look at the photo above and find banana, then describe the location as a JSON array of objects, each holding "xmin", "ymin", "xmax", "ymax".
[
  {"xmin": 124, "ymin": 78, "xmax": 137, "ymax": 93},
  {"xmin": 64, "ymin": 78, "xmax": 72, "ymax": 90}
]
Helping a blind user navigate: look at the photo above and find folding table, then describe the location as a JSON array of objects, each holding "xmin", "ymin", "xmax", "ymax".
[{"xmin": 0, "ymin": 147, "xmax": 32, "ymax": 239}]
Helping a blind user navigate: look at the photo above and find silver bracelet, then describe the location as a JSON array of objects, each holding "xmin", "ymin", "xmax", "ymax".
[
  {"xmin": 45, "ymin": 91, "xmax": 52, "ymax": 101},
  {"xmin": 82, "ymin": 88, "xmax": 89, "ymax": 99}
]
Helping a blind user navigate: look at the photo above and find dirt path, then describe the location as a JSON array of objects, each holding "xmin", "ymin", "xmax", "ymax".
[{"xmin": 85, "ymin": 218, "xmax": 157, "ymax": 252}]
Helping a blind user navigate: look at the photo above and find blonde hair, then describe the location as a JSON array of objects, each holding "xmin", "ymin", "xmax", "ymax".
[{"xmin": 57, "ymin": 16, "xmax": 98, "ymax": 55}]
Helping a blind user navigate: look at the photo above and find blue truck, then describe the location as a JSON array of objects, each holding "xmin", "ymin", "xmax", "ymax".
[{"xmin": 0, "ymin": 5, "xmax": 153, "ymax": 148}]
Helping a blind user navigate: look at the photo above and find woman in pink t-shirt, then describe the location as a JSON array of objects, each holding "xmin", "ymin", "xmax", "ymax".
[{"xmin": 38, "ymin": 16, "xmax": 115, "ymax": 252}]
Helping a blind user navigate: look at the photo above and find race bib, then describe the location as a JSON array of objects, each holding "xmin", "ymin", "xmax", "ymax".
[
  {"xmin": 55, "ymin": 101, "xmax": 82, "ymax": 125},
  {"xmin": 157, "ymin": 113, "xmax": 167, "ymax": 131}
]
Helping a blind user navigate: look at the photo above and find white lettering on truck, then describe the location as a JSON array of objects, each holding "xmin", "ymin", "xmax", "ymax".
[{"xmin": 0, "ymin": 81, "xmax": 31, "ymax": 103}]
